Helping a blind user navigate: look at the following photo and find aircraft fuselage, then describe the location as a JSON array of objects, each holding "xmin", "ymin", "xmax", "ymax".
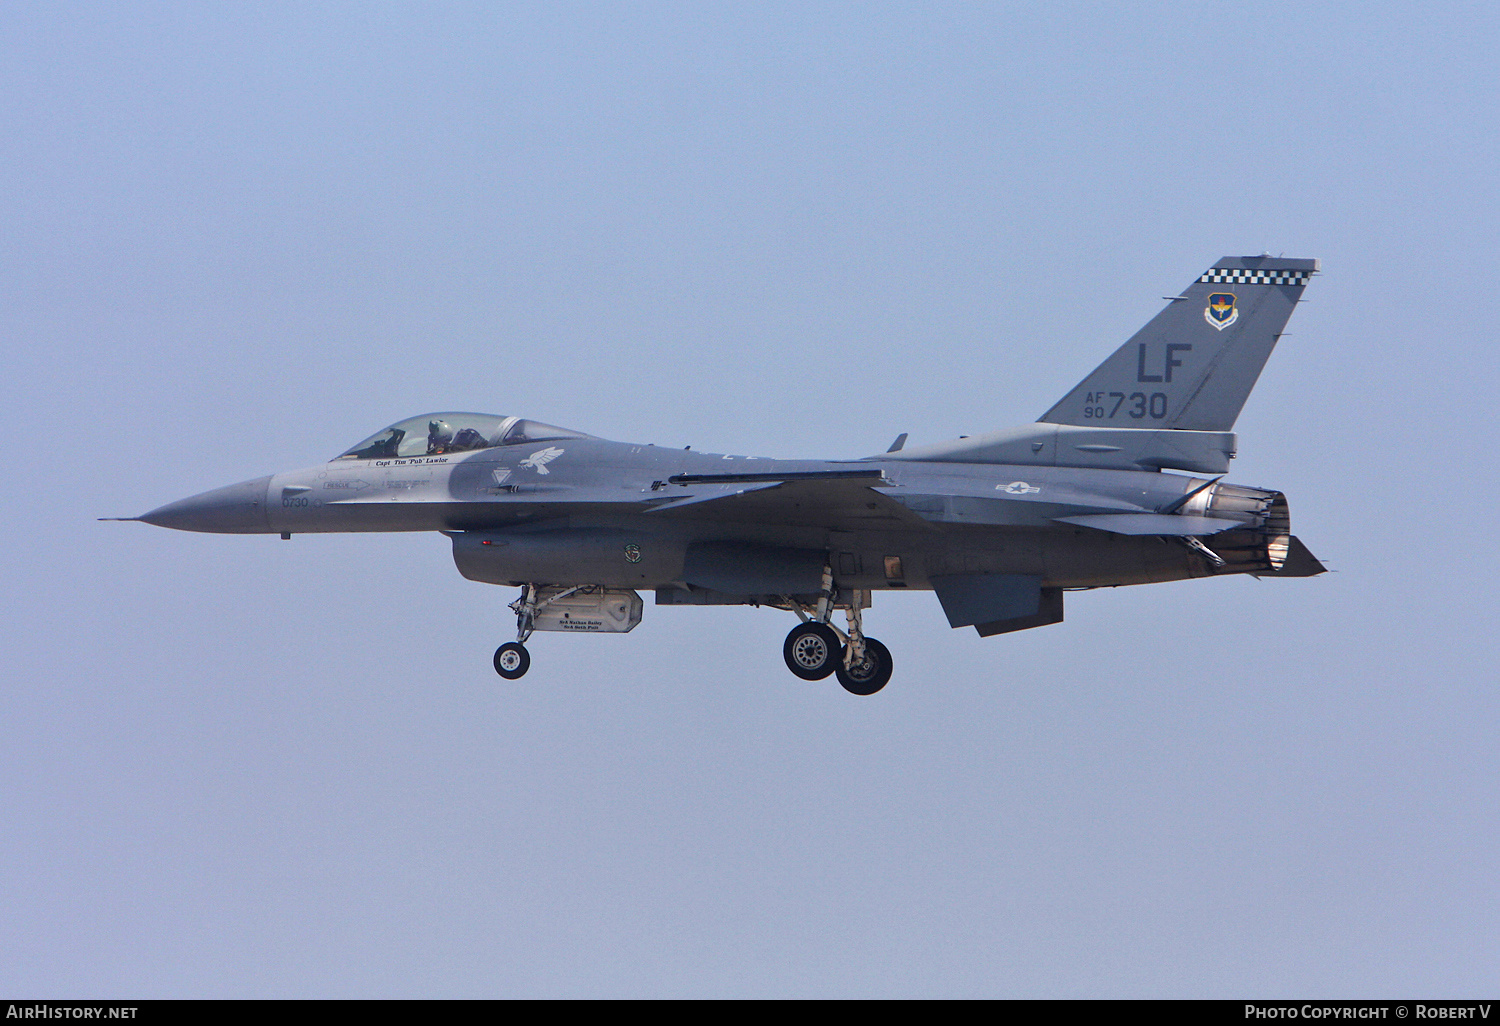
[{"xmin": 141, "ymin": 437, "xmax": 1279, "ymax": 592}]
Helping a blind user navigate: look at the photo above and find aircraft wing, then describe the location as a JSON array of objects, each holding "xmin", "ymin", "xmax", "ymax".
[{"xmin": 648, "ymin": 470, "xmax": 931, "ymax": 528}]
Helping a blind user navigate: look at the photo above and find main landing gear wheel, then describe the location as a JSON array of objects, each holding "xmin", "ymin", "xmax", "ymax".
[
  {"xmin": 493, "ymin": 642, "xmax": 530, "ymax": 679},
  {"xmin": 783, "ymin": 622, "xmax": 842, "ymax": 680},
  {"xmin": 836, "ymin": 638, "xmax": 892, "ymax": 696}
]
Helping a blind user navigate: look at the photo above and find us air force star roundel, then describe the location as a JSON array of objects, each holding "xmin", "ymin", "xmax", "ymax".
[
  {"xmin": 1205, "ymin": 293, "xmax": 1238, "ymax": 331},
  {"xmin": 623, "ymin": 544, "xmax": 642, "ymax": 563},
  {"xmin": 520, "ymin": 446, "xmax": 565, "ymax": 474},
  {"xmin": 1002, "ymin": 481, "xmax": 1041, "ymax": 495}
]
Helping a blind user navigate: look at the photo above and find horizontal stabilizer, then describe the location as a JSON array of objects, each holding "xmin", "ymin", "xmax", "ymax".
[
  {"xmin": 1054, "ymin": 513, "xmax": 1242, "ymax": 536},
  {"xmin": 1255, "ymin": 535, "xmax": 1327, "ymax": 577}
]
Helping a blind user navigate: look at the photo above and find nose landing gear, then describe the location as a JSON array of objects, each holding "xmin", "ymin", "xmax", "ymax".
[
  {"xmin": 493, "ymin": 584, "xmax": 538, "ymax": 679},
  {"xmin": 494, "ymin": 641, "xmax": 530, "ymax": 679}
]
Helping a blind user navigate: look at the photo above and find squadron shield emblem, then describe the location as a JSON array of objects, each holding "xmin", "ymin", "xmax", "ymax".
[{"xmin": 1205, "ymin": 293, "xmax": 1238, "ymax": 331}]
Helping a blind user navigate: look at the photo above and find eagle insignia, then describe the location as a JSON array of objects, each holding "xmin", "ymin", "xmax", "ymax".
[{"xmin": 520, "ymin": 447, "xmax": 565, "ymax": 474}]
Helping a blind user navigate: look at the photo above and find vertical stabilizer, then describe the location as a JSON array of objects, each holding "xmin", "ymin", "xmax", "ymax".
[{"xmin": 1039, "ymin": 256, "xmax": 1316, "ymax": 432}]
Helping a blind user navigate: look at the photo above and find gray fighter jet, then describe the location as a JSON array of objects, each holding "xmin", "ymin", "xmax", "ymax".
[{"xmin": 114, "ymin": 256, "xmax": 1325, "ymax": 694}]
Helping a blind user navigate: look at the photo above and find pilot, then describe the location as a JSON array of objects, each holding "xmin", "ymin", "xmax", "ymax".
[{"xmin": 427, "ymin": 420, "xmax": 454, "ymax": 455}]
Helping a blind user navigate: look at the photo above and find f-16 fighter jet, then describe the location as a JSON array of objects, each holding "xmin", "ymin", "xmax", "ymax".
[{"xmin": 114, "ymin": 256, "xmax": 1325, "ymax": 695}]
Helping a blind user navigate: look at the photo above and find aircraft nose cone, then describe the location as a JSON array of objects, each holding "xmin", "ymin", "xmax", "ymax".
[{"xmin": 139, "ymin": 475, "xmax": 273, "ymax": 533}]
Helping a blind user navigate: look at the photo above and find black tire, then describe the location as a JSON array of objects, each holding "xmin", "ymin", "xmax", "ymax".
[
  {"xmin": 493, "ymin": 642, "xmax": 530, "ymax": 679},
  {"xmin": 783, "ymin": 622, "xmax": 841, "ymax": 680},
  {"xmin": 835, "ymin": 637, "xmax": 892, "ymax": 695}
]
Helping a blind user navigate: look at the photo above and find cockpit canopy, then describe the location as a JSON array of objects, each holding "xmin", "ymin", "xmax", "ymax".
[{"xmin": 335, "ymin": 413, "xmax": 595, "ymax": 461}]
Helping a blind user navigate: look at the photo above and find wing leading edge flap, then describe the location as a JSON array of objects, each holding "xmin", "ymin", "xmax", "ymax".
[
  {"xmin": 668, "ymin": 469, "xmax": 886, "ymax": 485},
  {"xmin": 930, "ymin": 574, "xmax": 1065, "ymax": 637},
  {"xmin": 649, "ymin": 472, "xmax": 928, "ymax": 527},
  {"xmin": 644, "ymin": 480, "xmax": 783, "ymax": 512}
]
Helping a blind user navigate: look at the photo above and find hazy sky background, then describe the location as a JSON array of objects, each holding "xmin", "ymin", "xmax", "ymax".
[{"xmin": 4, "ymin": 1, "xmax": 1498, "ymax": 997}]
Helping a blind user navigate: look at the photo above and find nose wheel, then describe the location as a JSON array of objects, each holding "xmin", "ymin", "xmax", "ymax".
[
  {"xmin": 494, "ymin": 641, "xmax": 530, "ymax": 679},
  {"xmin": 493, "ymin": 584, "xmax": 541, "ymax": 679}
]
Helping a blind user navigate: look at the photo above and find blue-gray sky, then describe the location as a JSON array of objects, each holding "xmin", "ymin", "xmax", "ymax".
[{"xmin": 3, "ymin": 1, "xmax": 1498, "ymax": 997}]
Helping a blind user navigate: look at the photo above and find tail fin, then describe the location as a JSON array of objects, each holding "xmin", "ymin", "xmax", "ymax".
[{"xmin": 1039, "ymin": 256, "xmax": 1316, "ymax": 432}]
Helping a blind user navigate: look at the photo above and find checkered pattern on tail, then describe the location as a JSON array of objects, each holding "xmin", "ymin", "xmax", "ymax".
[{"xmin": 1198, "ymin": 269, "xmax": 1312, "ymax": 286}]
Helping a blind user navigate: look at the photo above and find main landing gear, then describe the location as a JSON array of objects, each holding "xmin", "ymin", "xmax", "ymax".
[
  {"xmin": 836, "ymin": 637, "xmax": 892, "ymax": 696},
  {"xmin": 779, "ymin": 568, "xmax": 893, "ymax": 695},
  {"xmin": 783, "ymin": 622, "xmax": 841, "ymax": 680}
]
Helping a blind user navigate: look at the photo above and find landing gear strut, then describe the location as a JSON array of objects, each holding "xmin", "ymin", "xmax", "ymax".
[
  {"xmin": 780, "ymin": 571, "xmax": 893, "ymax": 695},
  {"xmin": 494, "ymin": 584, "xmax": 538, "ymax": 679}
]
